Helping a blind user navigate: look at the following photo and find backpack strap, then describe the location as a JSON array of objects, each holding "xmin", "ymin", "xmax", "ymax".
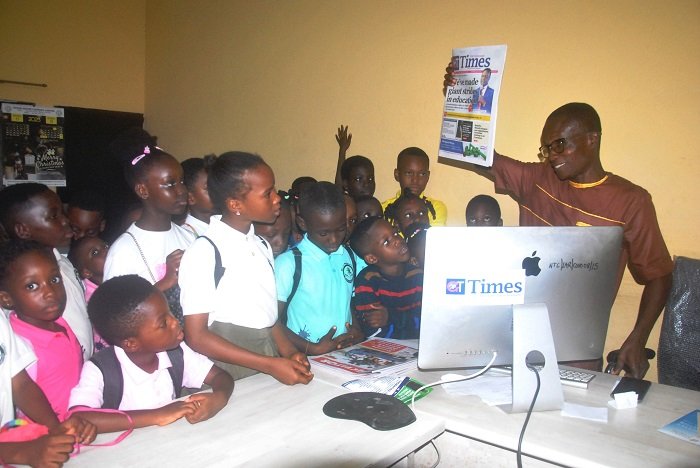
[
  {"xmin": 256, "ymin": 235, "xmax": 274, "ymax": 271},
  {"xmin": 344, "ymin": 245, "xmax": 357, "ymax": 277},
  {"xmin": 199, "ymin": 236, "xmax": 225, "ymax": 288},
  {"xmin": 287, "ymin": 247, "xmax": 302, "ymax": 305},
  {"xmin": 166, "ymin": 346, "xmax": 185, "ymax": 399},
  {"xmin": 90, "ymin": 346, "xmax": 186, "ymax": 408},
  {"xmin": 256, "ymin": 235, "xmax": 269, "ymax": 251},
  {"xmin": 90, "ymin": 347, "xmax": 123, "ymax": 410}
]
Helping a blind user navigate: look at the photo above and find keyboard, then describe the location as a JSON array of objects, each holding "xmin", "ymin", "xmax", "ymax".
[
  {"xmin": 490, "ymin": 366, "xmax": 596, "ymax": 389},
  {"xmin": 558, "ymin": 368, "xmax": 595, "ymax": 389}
]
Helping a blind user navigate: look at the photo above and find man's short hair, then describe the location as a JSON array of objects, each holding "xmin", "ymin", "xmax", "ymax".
[
  {"xmin": 297, "ymin": 181, "xmax": 345, "ymax": 219},
  {"xmin": 549, "ymin": 102, "xmax": 602, "ymax": 133}
]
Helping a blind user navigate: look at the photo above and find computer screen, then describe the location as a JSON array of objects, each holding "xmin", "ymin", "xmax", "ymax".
[{"xmin": 417, "ymin": 226, "xmax": 623, "ymax": 370}]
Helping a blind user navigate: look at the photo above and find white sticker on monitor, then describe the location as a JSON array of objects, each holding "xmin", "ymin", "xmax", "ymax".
[{"xmin": 443, "ymin": 269, "xmax": 525, "ymax": 305}]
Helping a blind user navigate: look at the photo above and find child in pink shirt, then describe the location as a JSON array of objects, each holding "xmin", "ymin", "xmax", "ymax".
[{"xmin": 0, "ymin": 240, "xmax": 83, "ymax": 421}]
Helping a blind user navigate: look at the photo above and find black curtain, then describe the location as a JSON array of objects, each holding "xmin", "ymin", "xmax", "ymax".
[{"xmin": 60, "ymin": 106, "xmax": 143, "ymax": 242}]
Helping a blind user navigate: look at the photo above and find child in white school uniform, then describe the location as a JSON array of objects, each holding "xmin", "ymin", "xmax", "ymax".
[
  {"xmin": 180, "ymin": 155, "xmax": 217, "ymax": 238},
  {"xmin": 179, "ymin": 152, "xmax": 313, "ymax": 384},
  {"xmin": 103, "ymin": 131, "xmax": 194, "ymax": 325},
  {"xmin": 69, "ymin": 275, "xmax": 233, "ymax": 433},
  {"xmin": 0, "ymin": 183, "xmax": 94, "ymax": 361}
]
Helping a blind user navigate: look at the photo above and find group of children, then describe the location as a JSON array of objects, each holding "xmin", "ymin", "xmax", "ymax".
[{"xmin": 0, "ymin": 125, "xmax": 502, "ymax": 465}]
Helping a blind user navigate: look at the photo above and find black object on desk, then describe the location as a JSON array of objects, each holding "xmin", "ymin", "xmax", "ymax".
[
  {"xmin": 323, "ymin": 392, "xmax": 416, "ymax": 431},
  {"xmin": 611, "ymin": 377, "xmax": 652, "ymax": 402}
]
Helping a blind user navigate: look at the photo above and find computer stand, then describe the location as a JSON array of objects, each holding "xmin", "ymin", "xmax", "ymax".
[{"xmin": 502, "ymin": 303, "xmax": 563, "ymax": 413}]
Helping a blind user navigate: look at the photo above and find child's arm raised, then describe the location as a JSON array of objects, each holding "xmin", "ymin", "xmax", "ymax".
[
  {"xmin": 185, "ymin": 313, "xmax": 313, "ymax": 385},
  {"xmin": 184, "ymin": 365, "xmax": 234, "ymax": 424},
  {"xmin": 154, "ymin": 249, "xmax": 184, "ymax": 292},
  {"xmin": 334, "ymin": 125, "xmax": 352, "ymax": 188}
]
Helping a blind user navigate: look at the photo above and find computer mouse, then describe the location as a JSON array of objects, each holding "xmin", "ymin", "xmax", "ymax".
[{"xmin": 322, "ymin": 392, "xmax": 416, "ymax": 431}]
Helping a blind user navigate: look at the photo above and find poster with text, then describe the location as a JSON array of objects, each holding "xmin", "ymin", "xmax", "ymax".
[
  {"xmin": 438, "ymin": 45, "xmax": 507, "ymax": 167},
  {"xmin": 1, "ymin": 103, "xmax": 66, "ymax": 187}
]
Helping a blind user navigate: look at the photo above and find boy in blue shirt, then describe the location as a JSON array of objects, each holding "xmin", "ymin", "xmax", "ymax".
[{"xmin": 276, "ymin": 182, "xmax": 363, "ymax": 355}]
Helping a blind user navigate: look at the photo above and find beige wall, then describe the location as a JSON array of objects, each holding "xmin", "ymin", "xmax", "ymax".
[
  {"xmin": 0, "ymin": 0, "xmax": 145, "ymax": 112},
  {"xmin": 144, "ymin": 0, "xmax": 699, "ymax": 381},
  {"xmin": 3, "ymin": 1, "xmax": 699, "ymax": 381}
]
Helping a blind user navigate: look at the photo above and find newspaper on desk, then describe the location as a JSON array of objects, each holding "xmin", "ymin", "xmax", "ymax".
[
  {"xmin": 438, "ymin": 44, "xmax": 507, "ymax": 167},
  {"xmin": 310, "ymin": 338, "xmax": 418, "ymax": 377}
]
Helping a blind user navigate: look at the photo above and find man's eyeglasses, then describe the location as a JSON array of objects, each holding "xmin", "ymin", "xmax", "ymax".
[{"xmin": 538, "ymin": 132, "xmax": 598, "ymax": 160}]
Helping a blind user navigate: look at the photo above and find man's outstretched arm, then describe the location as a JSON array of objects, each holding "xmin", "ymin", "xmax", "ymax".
[{"xmin": 614, "ymin": 273, "xmax": 672, "ymax": 378}]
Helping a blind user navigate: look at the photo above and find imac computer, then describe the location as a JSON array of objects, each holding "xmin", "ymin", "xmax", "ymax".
[{"xmin": 418, "ymin": 226, "xmax": 623, "ymax": 372}]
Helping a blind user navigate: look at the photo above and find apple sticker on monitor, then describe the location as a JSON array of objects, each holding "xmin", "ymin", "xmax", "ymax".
[{"xmin": 522, "ymin": 251, "xmax": 541, "ymax": 276}]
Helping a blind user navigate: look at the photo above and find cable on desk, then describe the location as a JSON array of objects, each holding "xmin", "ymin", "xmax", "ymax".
[
  {"xmin": 516, "ymin": 365, "xmax": 541, "ymax": 468},
  {"xmin": 410, "ymin": 351, "xmax": 498, "ymax": 410}
]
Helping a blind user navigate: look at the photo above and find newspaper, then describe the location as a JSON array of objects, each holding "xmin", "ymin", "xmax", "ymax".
[
  {"xmin": 310, "ymin": 338, "xmax": 418, "ymax": 377},
  {"xmin": 438, "ymin": 45, "xmax": 507, "ymax": 167},
  {"xmin": 342, "ymin": 376, "xmax": 433, "ymax": 404}
]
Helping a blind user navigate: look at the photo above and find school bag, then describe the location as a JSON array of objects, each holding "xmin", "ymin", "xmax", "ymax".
[
  {"xmin": 285, "ymin": 245, "xmax": 357, "ymax": 305},
  {"xmin": 199, "ymin": 235, "xmax": 271, "ymax": 288},
  {"xmin": 90, "ymin": 346, "xmax": 184, "ymax": 409},
  {"xmin": 200, "ymin": 236, "xmax": 226, "ymax": 287}
]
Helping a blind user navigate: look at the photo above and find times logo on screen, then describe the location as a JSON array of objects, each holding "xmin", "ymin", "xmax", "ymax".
[
  {"xmin": 445, "ymin": 279, "xmax": 466, "ymax": 294},
  {"xmin": 443, "ymin": 270, "xmax": 526, "ymax": 305}
]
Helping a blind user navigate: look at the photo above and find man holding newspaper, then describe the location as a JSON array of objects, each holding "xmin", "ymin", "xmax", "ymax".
[{"xmin": 443, "ymin": 63, "xmax": 673, "ymax": 379}]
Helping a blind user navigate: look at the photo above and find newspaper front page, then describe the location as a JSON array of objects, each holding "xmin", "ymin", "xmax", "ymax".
[{"xmin": 438, "ymin": 45, "xmax": 507, "ymax": 167}]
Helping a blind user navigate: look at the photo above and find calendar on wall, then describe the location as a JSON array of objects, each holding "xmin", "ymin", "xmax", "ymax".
[{"xmin": 1, "ymin": 102, "xmax": 66, "ymax": 186}]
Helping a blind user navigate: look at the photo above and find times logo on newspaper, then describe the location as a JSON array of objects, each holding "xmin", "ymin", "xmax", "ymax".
[{"xmin": 439, "ymin": 44, "xmax": 507, "ymax": 168}]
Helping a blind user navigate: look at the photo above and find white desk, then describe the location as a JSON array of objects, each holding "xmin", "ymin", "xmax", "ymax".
[
  {"xmin": 69, "ymin": 373, "xmax": 444, "ymax": 467},
  {"xmin": 407, "ymin": 368, "xmax": 700, "ymax": 467},
  {"xmin": 309, "ymin": 359, "xmax": 700, "ymax": 467}
]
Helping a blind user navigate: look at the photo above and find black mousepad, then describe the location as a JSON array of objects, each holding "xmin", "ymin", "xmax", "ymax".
[{"xmin": 322, "ymin": 392, "xmax": 416, "ymax": 431}]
